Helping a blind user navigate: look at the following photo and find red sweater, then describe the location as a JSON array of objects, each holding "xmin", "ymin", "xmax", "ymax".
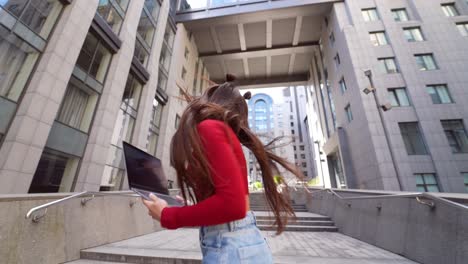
[{"xmin": 160, "ymin": 119, "xmax": 249, "ymax": 229}]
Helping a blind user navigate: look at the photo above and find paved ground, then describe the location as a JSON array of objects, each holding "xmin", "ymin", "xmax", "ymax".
[{"xmin": 82, "ymin": 229, "xmax": 417, "ymax": 264}]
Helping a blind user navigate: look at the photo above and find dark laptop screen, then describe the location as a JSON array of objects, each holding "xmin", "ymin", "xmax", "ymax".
[{"xmin": 122, "ymin": 142, "xmax": 169, "ymax": 195}]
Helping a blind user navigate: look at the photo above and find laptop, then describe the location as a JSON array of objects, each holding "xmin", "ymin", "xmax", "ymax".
[{"xmin": 122, "ymin": 141, "xmax": 183, "ymax": 207}]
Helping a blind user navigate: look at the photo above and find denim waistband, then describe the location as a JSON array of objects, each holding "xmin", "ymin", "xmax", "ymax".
[{"xmin": 201, "ymin": 211, "xmax": 256, "ymax": 233}]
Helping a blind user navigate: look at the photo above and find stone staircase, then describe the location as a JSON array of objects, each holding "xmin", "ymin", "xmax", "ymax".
[{"xmin": 250, "ymin": 193, "xmax": 338, "ymax": 232}]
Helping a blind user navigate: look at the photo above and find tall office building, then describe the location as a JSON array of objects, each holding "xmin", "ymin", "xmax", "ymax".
[{"xmin": 1, "ymin": 0, "xmax": 467, "ymax": 194}]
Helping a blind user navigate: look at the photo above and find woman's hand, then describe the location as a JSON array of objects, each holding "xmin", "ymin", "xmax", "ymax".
[{"xmin": 142, "ymin": 193, "xmax": 168, "ymax": 221}]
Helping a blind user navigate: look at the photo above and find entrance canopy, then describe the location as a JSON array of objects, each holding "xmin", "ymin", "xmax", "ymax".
[{"xmin": 176, "ymin": 0, "xmax": 339, "ymax": 88}]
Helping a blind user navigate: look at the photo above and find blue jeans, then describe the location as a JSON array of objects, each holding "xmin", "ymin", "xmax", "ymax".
[{"xmin": 199, "ymin": 211, "xmax": 273, "ymax": 264}]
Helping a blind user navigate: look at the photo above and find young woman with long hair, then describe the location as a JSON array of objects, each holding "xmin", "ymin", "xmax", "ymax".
[{"xmin": 143, "ymin": 74, "xmax": 303, "ymax": 263}]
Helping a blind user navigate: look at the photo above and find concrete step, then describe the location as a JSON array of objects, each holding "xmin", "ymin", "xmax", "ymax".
[
  {"xmin": 256, "ymin": 220, "xmax": 336, "ymax": 227},
  {"xmin": 79, "ymin": 247, "xmax": 202, "ymax": 264},
  {"xmin": 255, "ymin": 215, "xmax": 331, "ymax": 221},
  {"xmin": 257, "ymin": 225, "xmax": 338, "ymax": 232},
  {"xmin": 66, "ymin": 260, "xmax": 125, "ymax": 264}
]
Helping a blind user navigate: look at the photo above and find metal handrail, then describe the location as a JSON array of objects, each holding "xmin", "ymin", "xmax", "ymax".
[
  {"xmin": 25, "ymin": 191, "xmax": 139, "ymax": 223},
  {"xmin": 304, "ymin": 187, "xmax": 468, "ymax": 211}
]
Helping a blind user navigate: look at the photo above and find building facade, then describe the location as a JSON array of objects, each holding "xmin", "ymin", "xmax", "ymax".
[
  {"xmin": 312, "ymin": 0, "xmax": 468, "ymax": 192},
  {"xmin": 0, "ymin": 0, "xmax": 209, "ymax": 194},
  {"xmin": 1, "ymin": 0, "xmax": 467, "ymax": 194}
]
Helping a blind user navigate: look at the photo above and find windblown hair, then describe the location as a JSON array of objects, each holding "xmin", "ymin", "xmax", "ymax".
[{"xmin": 170, "ymin": 74, "xmax": 303, "ymax": 234}]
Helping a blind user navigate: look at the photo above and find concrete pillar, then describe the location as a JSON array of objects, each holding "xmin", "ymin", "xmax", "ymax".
[
  {"xmin": 0, "ymin": 1, "xmax": 98, "ymax": 194},
  {"xmin": 73, "ymin": 0, "xmax": 145, "ymax": 191}
]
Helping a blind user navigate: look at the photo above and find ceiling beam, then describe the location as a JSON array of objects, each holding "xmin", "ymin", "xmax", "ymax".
[
  {"xmin": 243, "ymin": 58, "xmax": 250, "ymax": 78},
  {"xmin": 288, "ymin": 53, "xmax": 296, "ymax": 75},
  {"xmin": 293, "ymin": 16, "xmax": 303, "ymax": 46},
  {"xmin": 266, "ymin": 56, "xmax": 271, "ymax": 77},
  {"xmin": 266, "ymin": 19, "xmax": 272, "ymax": 49},
  {"xmin": 176, "ymin": 0, "xmax": 338, "ymax": 24},
  {"xmin": 201, "ymin": 43, "xmax": 318, "ymax": 61},
  {"xmin": 210, "ymin": 26, "xmax": 222, "ymax": 54},
  {"xmin": 238, "ymin": 23, "xmax": 246, "ymax": 51},
  {"xmin": 218, "ymin": 74, "xmax": 309, "ymax": 89}
]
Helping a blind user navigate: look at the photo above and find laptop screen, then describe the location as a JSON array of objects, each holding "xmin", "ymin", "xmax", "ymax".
[{"xmin": 122, "ymin": 142, "xmax": 169, "ymax": 195}]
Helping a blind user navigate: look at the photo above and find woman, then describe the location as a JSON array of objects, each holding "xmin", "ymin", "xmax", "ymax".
[{"xmin": 143, "ymin": 74, "xmax": 302, "ymax": 263}]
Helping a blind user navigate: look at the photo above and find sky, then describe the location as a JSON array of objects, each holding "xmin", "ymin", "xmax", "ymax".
[{"xmin": 240, "ymin": 87, "xmax": 287, "ymax": 104}]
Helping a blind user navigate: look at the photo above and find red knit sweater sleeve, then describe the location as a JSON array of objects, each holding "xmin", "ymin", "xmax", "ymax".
[{"xmin": 160, "ymin": 120, "xmax": 247, "ymax": 229}]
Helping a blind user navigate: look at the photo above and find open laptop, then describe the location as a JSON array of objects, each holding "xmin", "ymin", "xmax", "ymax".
[{"xmin": 122, "ymin": 141, "xmax": 183, "ymax": 207}]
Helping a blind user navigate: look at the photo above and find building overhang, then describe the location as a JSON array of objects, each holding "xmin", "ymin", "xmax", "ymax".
[{"xmin": 179, "ymin": 1, "xmax": 334, "ymax": 88}]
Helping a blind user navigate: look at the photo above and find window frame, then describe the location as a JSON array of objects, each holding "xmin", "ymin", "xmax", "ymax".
[
  {"xmin": 392, "ymin": 8, "xmax": 409, "ymax": 22},
  {"xmin": 369, "ymin": 31, "xmax": 388, "ymax": 46},
  {"xmin": 404, "ymin": 27, "xmax": 425, "ymax": 42},
  {"xmin": 388, "ymin": 87, "xmax": 411, "ymax": 107},
  {"xmin": 378, "ymin": 57, "xmax": 399, "ymax": 74},
  {"xmin": 415, "ymin": 54, "xmax": 438, "ymax": 71},
  {"xmin": 399, "ymin": 122, "xmax": 429, "ymax": 155},
  {"xmin": 415, "ymin": 173, "xmax": 440, "ymax": 192},
  {"xmin": 426, "ymin": 84, "xmax": 454, "ymax": 104}
]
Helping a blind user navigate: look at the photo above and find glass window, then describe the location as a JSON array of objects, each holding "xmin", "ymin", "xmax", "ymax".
[
  {"xmin": 392, "ymin": 8, "xmax": 409, "ymax": 22},
  {"xmin": 97, "ymin": 0, "xmax": 124, "ymax": 33},
  {"xmin": 179, "ymin": 0, "xmax": 208, "ymax": 10},
  {"xmin": 404, "ymin": 27, "xmax": 425, "ymax": 42},
  {"xmin": 426, "ymin": 85, "xmax": 453, "ymax": 104},
  {"xmin": 175, "ymin": 114, "xmax": 180, "ymax": 128},
  {"xmin": 137, "ymin": 8, "xmax": 156, "ymax": 47},
  {"xmin": 144, "ymin": 0, "xmax": 161, "ymax": 21},
  {"xmin": 369, "ymin": 31, "xmax": 388, "ymax": 46},
  {"xmin": 415, "ymin": 54, "xmax": 438, "ymax": 71},
  {"xmin": 339, "ymin": 78, "xmax": 347, "ymax": 94},
  {"xmin": 441, "ymin": 3, "xmax": 459, "ymax": 17},
  {"xmin": 463, "ymin": 172, "xmax": 468, "ymax": 192},
  {"xmin": 0, "ymin": 25, "xmax": 40, "ymax": 102},
  {"xmin": 1, "ymin": 0, "xmax": 63, "ymax": 39},
  {"xmin": 181, "ymin": 67, "xmax": 187, "ymax": 80},
  {"xmin": 134, "ymin": 38, "xmax": 150, "ymax": 66},
  {"xmin": 164, "ymin": 24, "xmax": 176, "ymax": 49},
  {"xmin": 302, "ymin": 162, "xmax": 307, "ymax": 167},
  {"xmin": 122, "ymin": 73, "xmax": 142, "ymax": 110},
  {"xmin": 100, "ymin": 165, "xmax": 124, "ymax": 191},
  {"xmin": 378, "ymin": 57, "xmax": 399, "ymax": 74},
  {"xmin": 399, "ymin": 122, "xmax": 428, "ymax": 155},
  {"xmin": 76, "ymin": 33, "xmax": 112, "ymax": 83},
  {"xmin": 362, "ymin": 8, "xmax": 379, "ymax": 22},
  {"xmin": 345, "ymin": 104, "xmax": 353, "ymax": 123},
  {"xmin": 159, "ymin": 43, "xmax": 172, "ymax": 72},
  {"xmin": 115, "ymin": 0, "xmax": 129, "ymax": 11},
  {"xmin": 415, "ymin": 174, "xmax": 440, "ymax": 192},
  {"xmin": 184, "ymin": 47, "xmax": 190, "ymax": 59},
  {"xmin": 29, "ymin": 149, "xmax": 79, "ymax": 193},
  {"xmin": 441, "ymin": 120, "xmax": 468, "ymax": 153},
  {"xmin": 300, "ymin": 146, "xmax": 305, "ymax": 151},
  {"xmin": 158, "ymin": 70, "xmax": 168, "ymax": 91},
  {"xmin": 329, "ymin": 32, "xmax": 335, "ymax": 45},
  {"xmin": 456, "ymin": 22, "xmax": 468, "ymax": 37},
  {"xmin": 57, "ymin": 82, "xmax": 98, "ymax": 132},
  {"xmin": 291, "ymin": 130, "xmax": 295, "ymax": 134},
  {"xmin": 301, "ymin": 154, "xmax": 306, "ymax": 159},
  {"xmin": 388, "ymin": 88, "xmax": 411, "ymax": 107},
  {"xmin": 334, "ymin": 54, "xmax": 340, "ymax": 67}
]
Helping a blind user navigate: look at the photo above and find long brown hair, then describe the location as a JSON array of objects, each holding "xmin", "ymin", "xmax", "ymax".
[{"xmin": 170, "ymin": 74, "xmax": 303, "ymax": 234}]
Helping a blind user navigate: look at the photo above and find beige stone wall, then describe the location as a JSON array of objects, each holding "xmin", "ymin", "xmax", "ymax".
[
  {"xmin": 0, "ymin": 192, "xmax": 162, "ymax": 264},
  {"xmin": 0, "ymin": 1, "xmax": 98, "ymax": 194}
]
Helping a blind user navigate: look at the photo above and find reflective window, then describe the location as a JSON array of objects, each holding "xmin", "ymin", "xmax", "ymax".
[
  {"xmin": 75, "ymin": 32, "xmax": 112, "ymax": 83},
  {"xmin": 369, "ymin": 31, "xmax": 388, "ymax": 46},
  {"xmin": 388, "ymin": 88, "xmax": 411, "ymax": 107},
  {"xmin": 378, "ymin": 57, "xmax": 399, "ymax": 74},
  {"xmin": 1, "ymin": 0, "xmax": 63, "ymax": 39},
  {"xmin": 29, "ymin": 148, "xmax": 80, "ymax": 193},
  {"xmin": 399, "ymin": 122, "xmax": 428, "ymax": 155},
  {"xmin": 339, "ymin": 78, "xmax": 347, "ymax": 94},
  {"xmin": 147, "ymin": 98, "xmax": 163, "ymax": 156},
  {"xmin": 362, "ymin": 8, "xmax": 379, "ymax": 22},
  {"xmin": 463, "ymin": 173, "xmax": 468, "ymax": 192},
  {"xmin": 426, "ymin": 85, "xmax": 453, "ymax": 104},
  {"xmin": 0, "ymin": 25, "xmax": 40, "ymax": 102},
  {"xmin": 441, "ymin": 3, "xmax": 459, "ymax": 17},
  {"xmin": 345, "ymin": 104, "xmax": 353, "ymax": 123},
  {"xmin": 97, "ymin": 0, "xmax": 124, "ymax": 33},
  {"xmin": 415, "ymin": 54, "xmax": 438, "ymax": 71},
  {"xmin": 456, "ymin": 22, "xmax": 468, "ymax": 37},
  {"xmin": 57, "ymin": 81, "xmax": 98, "ymax": 132},
  {"xmin": 415, "ymin": 174, "xmax": 440, "ymax": 192},
  {"xmin": 404, "ymin": 27, "xmax": 424, "ymax": 42},
  {"xmin": 392, "ymin": 8, "xmax": 409, "ymax": 22},
  {"xmin": 137, "ymin": 7, "xmax": 156, "ymax": 47},
  {"xmin": 441, "ymin": 120, "xmax": 468, "ymax": 153}
]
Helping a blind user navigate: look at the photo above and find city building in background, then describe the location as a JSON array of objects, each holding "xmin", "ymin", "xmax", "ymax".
[{"xmin": 0, "ymin": 0, "xmax": 467, "ymax": 194}]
